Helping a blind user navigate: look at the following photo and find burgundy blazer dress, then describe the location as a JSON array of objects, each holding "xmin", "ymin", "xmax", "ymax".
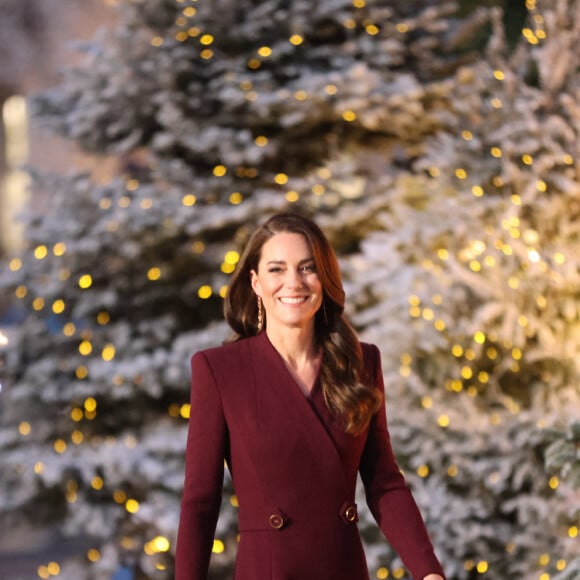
[{"xmin": 175, "ymin": 332, "xmax": 444, "ymax": 580}]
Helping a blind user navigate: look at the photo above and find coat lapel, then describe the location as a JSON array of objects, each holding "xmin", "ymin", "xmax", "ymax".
[{"xmin": 248, "ymin": 332, "xmax": 351, "ymax": 495}]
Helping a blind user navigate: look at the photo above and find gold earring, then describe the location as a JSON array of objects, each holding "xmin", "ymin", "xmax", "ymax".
[{"xmin": 257, "ymin": 297, "xmax": 264, "ymax": 332}]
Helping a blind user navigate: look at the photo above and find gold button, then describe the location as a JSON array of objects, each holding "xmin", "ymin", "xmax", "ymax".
[
  {"xmin": 269, "ymin": 514, "xmax": 284, "ymax": 529},
  {"xmin": 344, "ymin": 505, "xmax": 357, "ymax": 522}
]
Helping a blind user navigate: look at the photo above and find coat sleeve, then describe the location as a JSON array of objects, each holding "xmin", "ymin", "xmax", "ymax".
[
  {"xmin": 175, "ymin": 351, "xmax": 227, "ymax": 580},
  {"xmin": 359, "ymin": 344, "xmax": 445, "ymax": 580}
]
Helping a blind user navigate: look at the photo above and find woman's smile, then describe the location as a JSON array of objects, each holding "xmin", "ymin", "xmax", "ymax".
[
  {"xmin": 251, "ymin": 232, "xmax": 323, "ymax": 332},
  {"xmin": 279, "ymin": 296, "xmax": 310, "ymax": 304}
]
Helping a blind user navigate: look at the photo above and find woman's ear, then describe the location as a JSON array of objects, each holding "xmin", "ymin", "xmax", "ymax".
[{"xmin": 250, "ymin": 269, "xmax": 260, "ymax": 296}]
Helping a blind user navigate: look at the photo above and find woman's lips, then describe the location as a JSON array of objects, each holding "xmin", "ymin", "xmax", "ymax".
[{"xmin": 278, "ymin": 296, "xmax": 309, "ymax": 304}]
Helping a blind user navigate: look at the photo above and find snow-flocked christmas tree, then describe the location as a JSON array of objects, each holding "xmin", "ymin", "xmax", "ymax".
[{"xmin": 0, "ymin": 1, "xmax": 578, "ymax": 579}]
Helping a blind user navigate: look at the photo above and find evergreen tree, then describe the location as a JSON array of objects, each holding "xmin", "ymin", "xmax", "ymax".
[
  {"xmin": 0, "ymin": 1, "xmax": 577, "ymax": 579},
  {"xmin": 343, "ymin": 1, "xmax": 580, "ymax": 578}
]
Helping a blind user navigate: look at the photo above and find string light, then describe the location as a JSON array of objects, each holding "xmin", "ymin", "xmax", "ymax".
[
  {"xmin": 54, "ymin": 439, "xmax": 67, "ymax": 454},
  {"xmin": 417, "ymin": 464, "xmax": 429, "ymax": 478},
  {"xmin": 71, "ymin": 408, "xmax": 83, "ymax": 422},
  {"xmin": 34, "ymin": 245, "xmax": 48, "ymax": 259},
  {"xmin": 53, "ymin": 242, "xmax": 66, "ymax": 256},
  {"xmin": 91, "ymin": 476, "xmax": 104, "ymax": 490},
  {"xmin": 102, "ymin": 344, "xmax": 116, "ymax": 361},
  {"xmin": 198, "ymin": 285, "xmax": 212, "ymax": 299},
  {"xmin": 0, "ymin": 4, "xmax": 574, "ymax": 576},
  {"xmin": 125, "ymin": 499, "xmax": 139, "ymax": 513},
  {"xmin": 79, "ymin": 274, "xmax": 93, "ymax": 289},
  {"xmin": 37, "ymin": 562, "xmax": 61, "ymax": 579},
  {"xmin": 229, "ymin": 192, "xmax": 243, "ymax": 204},
  {"xmin": 147, "ymin": 536, "xmax": 170, "ymax": 553}
]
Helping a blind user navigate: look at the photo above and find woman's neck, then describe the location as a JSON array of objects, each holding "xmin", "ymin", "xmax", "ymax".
[
  {"xmin": 265, "ymin": 324, "xmax": 321, "ymax": 395},
  {"xmin": 265, "ymin": 324, "xmax": 319, "ymax": 369}
]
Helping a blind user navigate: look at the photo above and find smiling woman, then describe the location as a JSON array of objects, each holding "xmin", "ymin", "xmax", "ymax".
[
  {"xmin": 250, "ymin": 232, "xmax": 323, "ymax": 339},
  {"xmin": 224, "ymin": 213, "xmax": 382, "ymax": 434},
  {"xmin": 250, "ymin": 231, "xmax": 323, "ymax": 396},
  {"xmin": 176, "ymin": 213, "xmax": 445, "ymax": 580}
]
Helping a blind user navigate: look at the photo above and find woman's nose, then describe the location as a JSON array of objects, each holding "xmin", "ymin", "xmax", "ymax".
[{"xmin": 285, "ymin": 269, "xmax": 305, "ymax": 287}]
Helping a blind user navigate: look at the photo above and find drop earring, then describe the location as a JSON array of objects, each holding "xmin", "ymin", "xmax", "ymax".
[{"xmin": 257, "ymin": 296, "xmax": 264, "ymax": 332}]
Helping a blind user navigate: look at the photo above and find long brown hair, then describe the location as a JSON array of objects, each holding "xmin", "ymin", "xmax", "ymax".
[{"xmin": 224, "ymin": 213, "xmax": 382, "ymax": 435}]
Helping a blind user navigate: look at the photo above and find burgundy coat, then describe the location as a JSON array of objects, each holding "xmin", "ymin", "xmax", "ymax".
[{"xmin": 175, "ymin": 332, "xmax": 444, "ymax": 580}]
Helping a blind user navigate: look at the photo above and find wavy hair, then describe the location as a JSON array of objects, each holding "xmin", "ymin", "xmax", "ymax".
[{"xmin": 224, "ymin": 213, "xmax": 382, "ymax": 435}]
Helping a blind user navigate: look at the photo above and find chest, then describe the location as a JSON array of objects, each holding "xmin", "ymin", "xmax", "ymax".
[{"xmin": 215, "ymin": 354, "xmax": 367, "ymax": 488}]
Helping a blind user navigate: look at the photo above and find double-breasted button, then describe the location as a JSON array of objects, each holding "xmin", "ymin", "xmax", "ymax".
[
  {"xmin": 341, "ymin": 502, "xmax": 358, "ymax": 524},
  {"xmin": 269, "ymin": 513, "xmax": 285, "ymax": 530},
  {"xmin": 345, "ymin": 505, "xmax": 357, "ymax": 522}
]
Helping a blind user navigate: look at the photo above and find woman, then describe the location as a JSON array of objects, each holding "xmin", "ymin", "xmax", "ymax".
[{"xmin": 175, "ymin": 213, "xmax": 445, "ymax": 580}]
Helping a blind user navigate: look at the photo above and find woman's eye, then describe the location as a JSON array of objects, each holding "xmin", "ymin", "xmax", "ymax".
[
  {"xmin": 302, "ymin": 265, "xmax": 316, "ymax": 273},
  {"xmin": 268, "ymin": 267, "xmax": 283, "ymax": 273}
]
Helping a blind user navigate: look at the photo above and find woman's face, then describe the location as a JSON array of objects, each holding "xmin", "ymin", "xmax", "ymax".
[{"xmin": 251, "ymin": 232, "xmax": 323, "ymax": 334}]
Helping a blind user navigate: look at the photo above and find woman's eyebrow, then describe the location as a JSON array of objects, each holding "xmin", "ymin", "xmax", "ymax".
[{"xmin": 265, "ymin": 257, "xmax": 314, "ymax": 265}]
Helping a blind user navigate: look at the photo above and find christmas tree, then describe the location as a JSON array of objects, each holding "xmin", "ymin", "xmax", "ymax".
[
  {"xmin": 342, "ymin": 1, "xmax": 580, "ymax": 578},
  {"xmin": 0, "ymin": 0, "xmax": 578, "ymax": 579}
]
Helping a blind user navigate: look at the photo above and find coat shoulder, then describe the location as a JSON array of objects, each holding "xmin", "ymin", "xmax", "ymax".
[
  {"xmin": 360, "ymin": 341, "xmax": 380, "ymax": 364},
  {"xmin": 194, "ymin": 334, "xmax": 258, "ymax": 358},
  {"xmin": 191, "ymin": 334, "xmax": 261, "ymax": 378},
  {"xmin": 359, "ymin": 342, "xmax": 383, "ymax": 389}
]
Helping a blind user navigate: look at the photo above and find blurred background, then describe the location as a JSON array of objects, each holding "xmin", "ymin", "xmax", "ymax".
[{"xmin": 0, "ymin": 0, "xmax": 578, "ymax": 579}]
